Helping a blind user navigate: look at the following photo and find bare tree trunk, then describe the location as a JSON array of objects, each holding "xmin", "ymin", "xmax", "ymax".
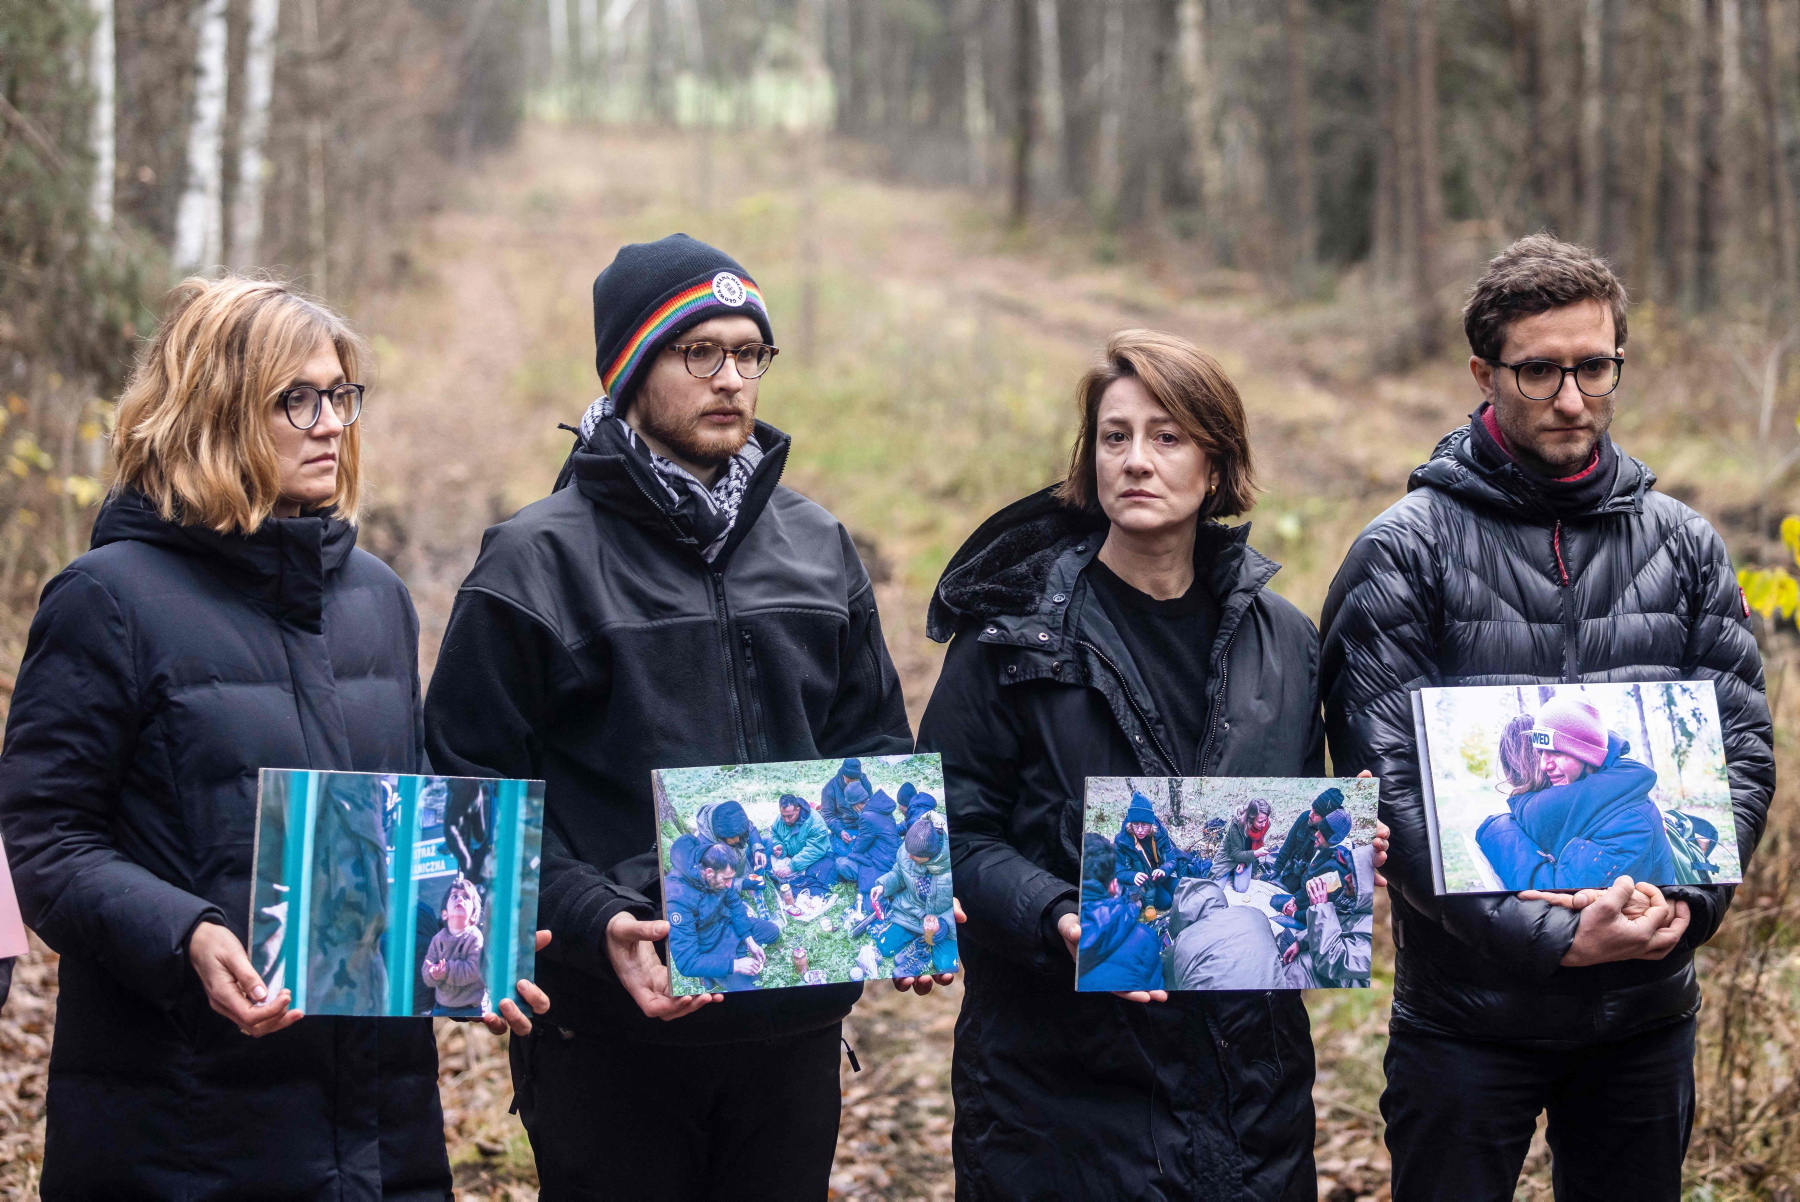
[
  {"xmin": 796, "ymin": 0, "xmax": 826, "ymax": 361},
  {"xmin": 173, "ymin": 0, "xmax": 229, "ymax": 273},
  {"xmin": 1413, "ymin": 0, "xmax": 1444, "ymax": 355},
  {"xmin": 961, "ymin": 0, "xmax": 991, "ymax": 190},
  {"xmin": 1755, "ymin": 0, "xmax": 1795, "ymax": 300},
  {"xmin": 603, "ymin": 0, "xmax": 639, "ymax": 121},
  {"xmin": 1696, "ymin": 0, "xmax": 1724, "ymax": 310},
  {"xmin": 1579, "ymin": 0, "xmax": 1606, "ymax": 245},
  {"xmin": 1177, "ymin": 0, "xmax": 1221, "ymax": 247},
  {"xmin": 87, "ymin": 0, "xmax": 114, "ymax": 230},
  {"xmin": 1674, "ymin": 0, "xmax": 1703, "ymax": 308},
  {"xmin": 1009, "ymin": 0, "xmax": 1034, "ymax": 227},
  {"xmin": 300, "ymin": 0, "xmax": 328, "ymax": 294},
  {"xmin": 1284, "ymin": 0, "xmax": 1316, "ymax": 284},
  {"xmin": 1096, "ymin": 0, "xmax": 1125, "ymax": 222},
  {"xmin": 653, "ymin": 771, "xmax": 677, "ymax": 830},
  {"xmin": 1633, "ymin": 2, "xmax": 1665, "ymax": 299},
  {"xmin": 1035, "ymin": 0, "xmax": 1065, "ymax": 202},
  {"xmin": 1506, "ymin": 0, "xmax": 1542, "ymax": 227},
  {"xmin": 1390, "ymin": 0, "xmax": 1420, "ymax": 298},
  {"xmin": 229, "ymin": 0, "xmax": 280, "ymax": 268},
  {"xmin": 1373, "ymin": 0, "xmax": 1400, "ymax": 283},
  {"xmin": 546, "ymin": 0, "xmax": 569, "ymax": 89}
]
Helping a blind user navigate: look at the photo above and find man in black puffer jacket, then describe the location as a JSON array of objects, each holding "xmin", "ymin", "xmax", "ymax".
[
  {"xmin": 1321, "ymin": 233, "xmax": 1774, "ymax": 1201},
  {"xmin": 426, "ymin": 235, "xmax": 912, "ymax": 1199}
]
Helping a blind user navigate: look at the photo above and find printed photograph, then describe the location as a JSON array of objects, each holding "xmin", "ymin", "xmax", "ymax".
[
  {"xmin": 653, "ymin": 754, "xmax": 953, "ymax": 995},
  {"xmin": 1077, "ymin": 777, "xmax": 1379, "ymax": 992},
  {"xmin": 1414, "ymin": 681, "xmax": 1739, "ymax": 895},
  {"xmin": 250, "ymin": 769, "xmax": 545, "ymax": 1018}
]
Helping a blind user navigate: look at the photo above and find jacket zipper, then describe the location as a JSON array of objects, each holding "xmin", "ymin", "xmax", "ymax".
[
  {"xmin": 1553, "ymin": 520, "xmax": 1578, "ymax": 681},
  {"xmin": 1078, "ymin": 638, "xmax": 1179, "ymax": 774},
  {"xmin": 710, "ymin": 571, "xmax": 752, "ymax": 763},
  {"xmin": 1195, "ymin": 626, "xmax": 1240, "ymax": 773},
  {"xmin": 740, "ymin": 627, "xmax": 769, "ymax": 761}
]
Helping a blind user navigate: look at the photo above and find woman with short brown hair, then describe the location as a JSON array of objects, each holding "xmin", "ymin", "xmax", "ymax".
[
  {"xmin": 920, "ymin": 328, "xmax": 1377, "ymax": 1199},
  {"xmin": 0, "ymin": 276, "xmax": 541, "ymax": 1198}
]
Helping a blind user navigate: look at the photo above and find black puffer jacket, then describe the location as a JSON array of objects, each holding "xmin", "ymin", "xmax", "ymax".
[
  {"xmin": 425, "ymin": 417, "xmax": 912, "ymax": 1043},
  {"xmin": 0, "ymin": 490, "xmax": 447, "ymax": 1200},
  {"xmin": 1320, "ymin": 422, "xmax": 1774, "ymax": 1049},
  {"xmin": 918, "ymin": 488, "xmax": 1324, "ymax": 1202}
]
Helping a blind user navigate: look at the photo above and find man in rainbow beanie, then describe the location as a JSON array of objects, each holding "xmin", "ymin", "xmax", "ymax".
[{"xmin": 426, "ymin": 233, "xmax": 913, "ymax": 1199}]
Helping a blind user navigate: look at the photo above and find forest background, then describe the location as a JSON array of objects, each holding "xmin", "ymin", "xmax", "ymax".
[{"xmin": 7, "ymin": 0, "xmax": 1800, "ymax": 1197}]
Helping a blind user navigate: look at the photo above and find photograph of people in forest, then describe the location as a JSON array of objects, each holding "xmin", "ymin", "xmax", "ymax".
[
  {"xmin": 654, "ymin": 754, "xmax": 953, "ymax": 995},
  {"xmin": 1415, "ymin": 681, "xmax": 1739, "ymax": 894},
  {"xmin": 1077, "ymin": 777, "xmax": 1379, "ymax": 993}
]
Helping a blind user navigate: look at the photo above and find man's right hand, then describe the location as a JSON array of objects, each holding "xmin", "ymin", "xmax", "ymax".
[
  {"xmin": 605, "ymin": 912, "xmax": 721, "ymax": 1019},
  {"xmin": 1133, "ymin": 872, "xmax": 1148, "ymax": 886},
  {"xmin": 839, "ymin": 830, "xmax": 854, "ymax": 843},
  {"xmin": 1547, "ymin": 877, "xmax": 1691, "ymax": 967},
  {"xmin": 189, "ymin": 920, "xmax": 303, "ymax": 1038}
]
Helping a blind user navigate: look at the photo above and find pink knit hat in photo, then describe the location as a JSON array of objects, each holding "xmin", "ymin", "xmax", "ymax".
[{"xmin": 1530, "ymin": 696, "xmax": 1609, "ymax": 768}]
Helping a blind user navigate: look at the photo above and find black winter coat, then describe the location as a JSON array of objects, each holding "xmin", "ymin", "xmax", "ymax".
[
  {"xmin": 918, "ymin": 489, "xmax": 1324, "ymax": 1202},
  {"xmin": 0, "ymin": 491, "xmax": 447, "ymax": 1200},
  {"xmin": 1320, "ymin": 423, "xmax": 1774, "ymax": 1049},
  {"xmin": 425, "ymin": 418, "xmax": 912, "ymax": 1044}
]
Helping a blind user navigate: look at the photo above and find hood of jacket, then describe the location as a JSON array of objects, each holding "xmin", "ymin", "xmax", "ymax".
[
  {"xmin": 1407, "ymin": 419, "xmax": 1653, "ymax": 522},
  {"xmin": 1169, "ymin": 876, "xmax": 1228, "ymax": 933},
  {"xmin": 558, "ymin": 415, "xmax": 792, "ymax": 565},
  {"xmin": 91, "ymin": 489, "xmax": 358, "ymax": 630}
]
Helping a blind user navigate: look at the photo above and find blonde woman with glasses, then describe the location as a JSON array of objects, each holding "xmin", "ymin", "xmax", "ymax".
[{"xmin": 0, "ymin": 276, "xmax": 544, "ymax": 1199}]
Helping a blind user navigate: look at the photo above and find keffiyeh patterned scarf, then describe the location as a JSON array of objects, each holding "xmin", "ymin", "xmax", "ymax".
[{"xmin": 579, "ymin": 395, "xmax": 761, "ymax": 562}]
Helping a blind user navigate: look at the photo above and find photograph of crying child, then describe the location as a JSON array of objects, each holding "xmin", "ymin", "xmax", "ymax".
[
  {"xmin": 1075, "ymin": 777, "xmax": 1379, "ymax": 993},
  {"xmin": 1413, "ymin": 680, "xmax": 1740, "ymax": 895},
  {"xmin": 653, "ymin": 753, "xmax": 954, "ymax": 994}
]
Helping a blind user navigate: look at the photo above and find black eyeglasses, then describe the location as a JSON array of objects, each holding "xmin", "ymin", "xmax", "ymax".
[
  {"xmin": 669, "ymin": 341, "xmax": 779, "ymax": 380},
  {"xmin": 1485, "ymin": 356, "xmax": 1624, "ymax": 402},
  {"xmin": 277, "ymin": 383, "xmax": 364, "ymax": 430}
]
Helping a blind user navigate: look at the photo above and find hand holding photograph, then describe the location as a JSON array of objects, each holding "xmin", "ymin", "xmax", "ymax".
[
  {"xmin": 1411, "ymin": 681, "xmax": 1739, "ymax": 895},
  {"xmin": 653, "ymin": 754, "xmax": 954, "ymax": 995},
  {"xmin": 1076, "ymin": 776, "xmax": 1380, "ymax": 993},
  {"xmin": 251, "ymin": 769, "xmax": 545, "ymax": 1018}
]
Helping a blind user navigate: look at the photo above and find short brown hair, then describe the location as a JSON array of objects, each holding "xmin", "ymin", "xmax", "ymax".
[
  {"xmin": 112, "ymin": 275, "xmax": 366, "ymax": 533},
  {"xmin": 1056, "ymin": 329, "xmax": 1256, "ymax": 518},
  {"xmin": 1462, "ymin": 232, "xmax": 1629, "ymax": 362}
]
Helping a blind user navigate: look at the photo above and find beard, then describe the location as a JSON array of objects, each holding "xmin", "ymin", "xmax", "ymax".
[
  {"xmin": 1493, "ymin": 394, "xmax": 1614, "ymax": 475},
  {"xmin": 628, "ymin": 380, "xmax": 756, "ymax": 468}
]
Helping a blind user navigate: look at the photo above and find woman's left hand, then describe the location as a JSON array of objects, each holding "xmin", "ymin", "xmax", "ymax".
[{"xmin": 481, "ymin": 930, "xmax": 553, "ymax": 1036}]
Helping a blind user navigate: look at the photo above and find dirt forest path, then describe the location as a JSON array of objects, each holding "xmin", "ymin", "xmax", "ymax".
[
  {"xmin": 349, "ymin": 122, "xmax": 1454, "ymax": 1200},
  {"xmin": 0, "ymin": 122, "xmax": 1476, "ymax": 1201}
]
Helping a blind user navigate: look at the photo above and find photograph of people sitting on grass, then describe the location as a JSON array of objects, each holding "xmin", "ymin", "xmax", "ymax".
[
  {"xmin": 1414, "ymin": 681, "xmax": 1739, "ymax": 895},
  {"xmin": 654, "ymin": 754, "xmax": 953, "ymax": 994},
  {"xmin": 1076, "ymin": 777, "xmax": 1379, "ymax": 993}
]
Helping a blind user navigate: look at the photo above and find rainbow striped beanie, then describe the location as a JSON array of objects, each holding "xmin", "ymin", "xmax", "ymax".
[{"xmin": 590, "ymin": 233, "xmax": 773, "ymax": 412}]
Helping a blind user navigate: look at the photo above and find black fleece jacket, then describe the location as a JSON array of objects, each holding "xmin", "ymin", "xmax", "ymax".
[{"xmin": 426, "ymin": 418, "xmax": 912, "ymax": 1044}]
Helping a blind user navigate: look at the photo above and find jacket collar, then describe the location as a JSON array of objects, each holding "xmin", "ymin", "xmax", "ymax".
[
  {"xmin": 91, "ymin": 489, "xmax": 356, "ymax": 628},
  {"xmin": 929, "ymin": 485, "xmax": 1279, "ymax": 656},
  {"xmin": 1408, "ymin": 416, "xmax": 1653, "ymax": 521},
  {"xmin": 564, "ymin": 417, "xmax": 791, "ymax": 565}
]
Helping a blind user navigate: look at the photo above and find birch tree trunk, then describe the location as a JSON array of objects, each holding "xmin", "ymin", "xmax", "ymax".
[
  {"xmin": 173, "ymin": 0, "xmax": 229, "ymax": 273},
  {"xmin": 87, "ymin": 0, "xmax": 115, "ymax": 230},
  {"xmin": 229, "ymin": 0, "xmax": 281, "ymax": 268},
  {"xmin": 547, "ymin": 0, "xmax": 570, "ymax": 87}
]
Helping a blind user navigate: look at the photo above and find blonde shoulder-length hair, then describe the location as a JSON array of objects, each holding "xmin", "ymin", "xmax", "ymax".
[{"xmin": 112, "ymin": 275, "xmax": 366, "ymax": 533}]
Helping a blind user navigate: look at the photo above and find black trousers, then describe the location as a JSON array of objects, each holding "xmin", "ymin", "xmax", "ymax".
[
  {"xmin": 1382, "ymin": 1018, "xmax": 1696, "ymax": 1202},
  {"xmin": 510, "ymin": 1019, "xmax": 844, "ymax": 1200}
]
